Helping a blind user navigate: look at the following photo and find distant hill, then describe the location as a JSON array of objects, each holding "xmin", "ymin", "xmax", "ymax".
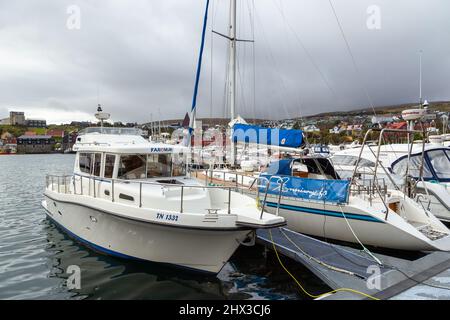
[
  {"xmin": 143, "ymin": 117, "xmax": 269, "ymax": 128},
  {"xmin": 306, "ymin": 101, "xmax": 450, "ymax": 119},
  {"xmin": 143, "ymin": 101, "xmax": 450, "ymax": 126}
]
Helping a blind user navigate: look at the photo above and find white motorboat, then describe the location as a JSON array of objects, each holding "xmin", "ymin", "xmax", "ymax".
[{"xmin": 42, "ymin": 127, "xmax": 285, "ymax": 273}]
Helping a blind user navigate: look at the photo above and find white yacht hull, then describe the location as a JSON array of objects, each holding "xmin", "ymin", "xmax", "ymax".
[
  {"xmin": 261, "ymin": 195, "xmax": 450, "ymax": 252},
  {"xmin": 334, "ymin": 167, "xmax": 450, "ymax": 223},
  {"xmin": 42, "ymin": 196, "xmax": 249, "ymax": 273}
]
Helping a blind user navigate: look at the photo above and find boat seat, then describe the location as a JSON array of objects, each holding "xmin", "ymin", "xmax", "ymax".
[
  {"xmin": 293, "ymin": 171, "xmax": 308, "ymax": 178},
  {"xmin": 388, "ymin": 202, "xmax": 400, "ymax": 214}
]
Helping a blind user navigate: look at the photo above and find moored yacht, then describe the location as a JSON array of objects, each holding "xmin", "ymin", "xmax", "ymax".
[
  {"xmin": 42, "ymin": 127, "xmax": 285, "ymax": 273},
  {"xmin": 257, "ymin": 156, "xmax": 450, "ymax": 251}
]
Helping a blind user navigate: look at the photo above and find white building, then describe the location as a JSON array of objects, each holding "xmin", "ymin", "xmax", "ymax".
[
  {"xmin": 371, "ymin": 115, "xmax": 393, "ymax": 125},
  {"xmin": 303, "ymin": 124, "xmax": 320, "ymax": 133},
  {"xmin": 0, "ymin": 118, "xmax": 10, "ymax": 125}
]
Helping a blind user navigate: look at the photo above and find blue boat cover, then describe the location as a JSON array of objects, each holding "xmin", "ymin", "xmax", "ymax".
[
  {"xmin": 232, "ymin": 124, "xmax": 303, "ymax": 148},
  {"xmin": 265, "ymin": 159, "xmax": 293, "ymax": 176},
  {"xmin": 259, "ymin": 174, "xmax": 350, "ymax": 204}
]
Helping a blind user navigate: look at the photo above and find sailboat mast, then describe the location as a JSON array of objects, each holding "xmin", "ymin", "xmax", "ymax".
[
  {"xmin": 228, "ymin": 0, "xmax": 237, "ymax": 166},
  {"xmin": 229, "ymin": 0, "xmax": 237, "ymax": 120}
]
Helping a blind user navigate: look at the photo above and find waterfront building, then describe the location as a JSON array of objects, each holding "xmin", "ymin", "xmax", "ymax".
[{"xmin": 17, "ymin": 135, "xmax": 55, "ymax": 154}]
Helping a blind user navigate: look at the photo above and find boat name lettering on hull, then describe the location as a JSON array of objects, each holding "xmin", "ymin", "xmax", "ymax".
[
  {"xmin": 150, "ymin": 147, "xmax": 173, "ymax": 153},
  {"xmin": 156, "ymin": 213, "xmax": 179, "ymax": 222}
]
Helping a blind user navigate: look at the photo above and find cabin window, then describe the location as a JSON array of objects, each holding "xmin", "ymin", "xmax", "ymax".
[
  {"xmin": 427, "ymin": 150, "xmax": 450, "ymax": 179},
  {"xmin": 79, "ymin": 153, "xmax": 92, "ymax": 174},
  {"xmin": 172, "ymin": 154, "xmax": 186, "ymax": 176},
  {"xmin": 392, "ymin": 155, "xmax": 433, "ymax": 179},
  {"xmin": 147, "ymin": 154, "xmax": 172, "ymax": 178},
  {"xmin": 104, "ymin": 154, "xmax": 116, "ymax": 178},
  {"xmin": 118, "ymin": 155, "xmax": 147, "ymax": 180},
  {"xmin": 93, "ymin": 153, "xmax": 102, "ymax": 176}
]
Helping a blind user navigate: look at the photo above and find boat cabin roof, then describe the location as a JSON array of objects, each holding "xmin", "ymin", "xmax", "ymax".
[{"xmin": 73, "ymin": 128, "xmax": 187, "ymax": 154}]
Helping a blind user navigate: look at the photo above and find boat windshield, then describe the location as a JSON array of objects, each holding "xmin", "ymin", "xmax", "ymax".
[
  {"xmin": 427, "ymin": 149, "xmax": 450, "ymax": 180},
  {"xmin": 78, "ymin": 127, "xmax": 143, "ymax": 136},
  {"xmin": 332, "ymin": 155, "xmax": 375, "ymax": 168},
  {"xmin": 118, "ymin": 155, "xmax": 147, "ymax": 179},
  {"xmin": 391, "ymin": 154, "xmax": 433, "ymax": 179},
  {"xmin": 117, "ymin": 153, "xmax": 185, "ymax": 180}
]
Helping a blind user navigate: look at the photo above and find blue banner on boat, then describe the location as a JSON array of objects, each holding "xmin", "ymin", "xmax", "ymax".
[
  {"xmin": 259, "ymin": 174, "xmax": 350, "ymax": 204},
  {"xmin": 232, "ymin": 124, "xmax": 304, "ymax": 148}
]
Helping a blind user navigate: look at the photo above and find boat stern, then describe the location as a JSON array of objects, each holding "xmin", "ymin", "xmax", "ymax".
[{"xmin": 233, "ymin": 206, "xmax": 286, "ymax": 229}]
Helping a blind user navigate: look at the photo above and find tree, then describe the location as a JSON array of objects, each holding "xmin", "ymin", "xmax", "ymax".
[{"xmin": 292, "ymin": 120, "xmax": 306, "ymax": 130}]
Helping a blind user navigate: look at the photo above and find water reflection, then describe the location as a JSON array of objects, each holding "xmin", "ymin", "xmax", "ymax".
[{"xmin": 43, "ymin": 217, "xmax": 310, "ymax": 300}]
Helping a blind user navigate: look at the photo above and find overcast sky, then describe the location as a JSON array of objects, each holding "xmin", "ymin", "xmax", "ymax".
[{"xmin": 0, "ymin": 0, "xmax": 449, "ymax": 124}]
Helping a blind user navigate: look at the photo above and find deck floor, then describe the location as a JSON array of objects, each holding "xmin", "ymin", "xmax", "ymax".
[{"xmin": 390, "ymin": 268, "xmax": 450, "ymax": 300}]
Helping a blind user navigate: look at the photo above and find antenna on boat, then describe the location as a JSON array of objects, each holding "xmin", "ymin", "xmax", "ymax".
[
  {"xmin": 419, "ymin": 50, "xmax": 423, "ymax": 106},
  {"xmin": 402, "ymin": 51, "xmax": 427, "ymax": 131},
  {"xmin": 150, "ymin": 113, "xmax": 153, "ymax": 140},
  {"xmin": 95, "ymin": 104, "xmax": 110, "ymax": 131},
  {"xmin": 158, "ymin": 108, "xmax": 162, "ymax": 139}
]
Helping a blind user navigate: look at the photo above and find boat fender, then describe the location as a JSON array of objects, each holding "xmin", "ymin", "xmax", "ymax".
[{"xmin": 238, "ymin": 231, "xmax": 256, "ymax": 247}]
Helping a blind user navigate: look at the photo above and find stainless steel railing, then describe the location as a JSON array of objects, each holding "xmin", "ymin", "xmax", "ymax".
[
  {"xmin": 258, "ymin": 176, "xmax": 286, "ymax": 218},
  {"xmin": 350, "ymin": 178, "xmax": 388, "ymax": 196},
  {"xmin": 45, "ymin": 175, "xmax": 73, "ymax": 194},
  {"xmin": 196, "ymin": 168, "xmax": 395, "ymax": 220},
  {"xmin": 45, "ymin": 174, "xmax": 262, "ymax": 217}
]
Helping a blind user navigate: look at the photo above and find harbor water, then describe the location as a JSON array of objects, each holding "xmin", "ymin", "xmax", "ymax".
[{"xmin": 0, "ymin": 154, "xmax": 328, "ymax": 300}]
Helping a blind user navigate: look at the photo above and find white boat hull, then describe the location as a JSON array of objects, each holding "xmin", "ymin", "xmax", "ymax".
[
  {"xmin": 415, "ymin": 182, "xmax": 450, "ymax": 222},
  {"xmin": 261, "ymin": 195, "xmax": 450, "ymax": 251},
  {"xmin": 42, "ymin": 197, "xmax": 249, "ymax": 273}
]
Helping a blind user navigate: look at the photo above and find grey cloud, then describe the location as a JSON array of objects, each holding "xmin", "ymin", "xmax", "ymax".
[{"xmin": 0, "ymin": 0, "xmax": 449, "ymax": 124}]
